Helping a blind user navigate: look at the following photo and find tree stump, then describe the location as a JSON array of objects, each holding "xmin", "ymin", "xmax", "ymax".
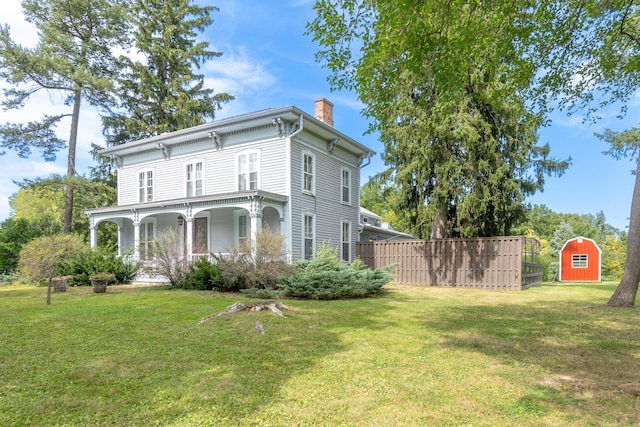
[{"xmin": 198, "ymin": 301, "xmax": 289, "ymax": 324}]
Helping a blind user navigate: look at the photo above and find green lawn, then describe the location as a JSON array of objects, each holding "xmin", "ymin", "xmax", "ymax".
[{"xmin": 0, "ymin": 282, "xmax": 638, "ymax": 426}]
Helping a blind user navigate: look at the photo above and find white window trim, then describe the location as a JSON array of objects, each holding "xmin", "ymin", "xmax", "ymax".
[
  {"xmin": 138, "ymin": 168, "xmax": 155, "ymax": 203},
  {"xmin": 302, "ymin": 151, "xmax": 315, "ymax": 195},
  {"xmin": 236, "ymin": 150, "xmax": 261, "ymax": 191},
  {"xmin": 341, "ymin": 219, "xmax": 351, "ymax": 262},
  {"xmin": 572, "ymin": 254, "xmax": 588, "ymax": 269},
  {"xmin": 341, "ymin": 167, "xmax": 351, "ymax": 205},
  {"xmin": 233, "ymin": 210, "xmax": 251, "ymax": 245},
  {"xmin": 303, "ymin": 211, "xmax": 315, "ymax": 260},
  {"xmin": 184, "ymin": 159, "xmax": 205, "ymax": 198}
]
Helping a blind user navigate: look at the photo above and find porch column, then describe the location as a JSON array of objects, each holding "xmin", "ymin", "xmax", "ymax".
[
  {"xmin": 88, "ymin": 214, "xmax": 97, "ymax": 249},
  {"xmin": 249, "ymin": 196, "xmax": 263, "ymax": 261},
  {"xmin": 89, "ymin": 225, "xmax": 97, "ymax": 250},
  {"xmin": 117, "ymin": 225, "xmax": 123, "ymax": 257},
  {"xmin": 185, "ymin": 217, "xmax": 194, "ymax": 261},
  {"xmin": 133, "ymin": 221, "xmax": 140, "ymax": 260},
  {"xmin": 250, "ymin": 213, "xmax": 262, "ymax": 261}
]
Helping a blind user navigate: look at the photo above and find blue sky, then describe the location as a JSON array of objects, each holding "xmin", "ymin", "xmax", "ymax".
[{"xmin": 1, "ymin": 0, "xmax": 638, "ymax": 231}]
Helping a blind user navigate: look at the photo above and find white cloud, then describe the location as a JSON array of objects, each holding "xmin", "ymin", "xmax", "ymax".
[
  {"xmin": 2, "ymin": 1, "xmax": 38, "ymax": 47},
  {"xmin": 203, "ymin": 46, "xmax": 277, "ymax": 96}
]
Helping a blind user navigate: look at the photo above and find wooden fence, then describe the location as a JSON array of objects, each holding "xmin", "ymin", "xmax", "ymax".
[{"xmin": 356, "ymin": 236, "xmax": 542, "ymax": 291}]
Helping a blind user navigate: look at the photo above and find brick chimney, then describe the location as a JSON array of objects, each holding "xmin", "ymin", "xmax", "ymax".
[{"xmin": 314, "ymin": 98, "xmax": 334, "ymax": 127}]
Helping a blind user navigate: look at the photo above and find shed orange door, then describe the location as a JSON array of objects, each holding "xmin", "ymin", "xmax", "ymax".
[{"xmin": 559, "ymin": 237, "xmax": 601, "ymax": 282}]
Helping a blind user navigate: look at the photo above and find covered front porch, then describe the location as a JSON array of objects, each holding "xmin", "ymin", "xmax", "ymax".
[{"xmin": 86, "ymin": 191, "xmax": 289, "ymax": 265}]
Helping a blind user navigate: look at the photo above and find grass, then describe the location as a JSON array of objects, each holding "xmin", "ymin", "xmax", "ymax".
[{"xmin": 0, "ymin": 282, "xmax": 638, "ymax": 426}]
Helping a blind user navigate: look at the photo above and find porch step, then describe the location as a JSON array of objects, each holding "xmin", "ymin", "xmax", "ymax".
[{"xmin": 131, "ymin": 272, "xmax": 171, "ymax": 285}]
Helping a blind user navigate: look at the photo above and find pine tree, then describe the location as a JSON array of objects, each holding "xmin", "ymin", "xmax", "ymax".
[
  {"xmin": 102, "ymin": 0, "xmax": 234, "ymax": 145},
  {"xmin": 0, "ymin": 0, "xmax": 127, "ymax": 234}
]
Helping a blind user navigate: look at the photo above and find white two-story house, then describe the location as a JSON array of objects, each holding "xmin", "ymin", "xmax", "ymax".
[{"xmin": 86, "ymin": 99, "xmax": 375, "ymax": 266}]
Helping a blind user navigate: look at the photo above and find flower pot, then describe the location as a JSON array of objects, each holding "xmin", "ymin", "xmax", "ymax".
[
  {"xmin": 91, "ymin": 279, "xmax": 108, "ymax": 293},
  {"xmin": 52, "ymin": 276, "xmax": 71, "ymax": 292}
]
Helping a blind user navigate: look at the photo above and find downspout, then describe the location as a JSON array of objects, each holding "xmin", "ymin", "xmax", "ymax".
[
  {"xmin": 359, "ymin": 151, "xmax": 373, "ymax": 169},
  {"xmin": 357, "ymin": 151, "xmax": 373, "ymax": 256},
  {"xmin": 285, "ymin": 114, "xmax": 304, "ymax": 262},
  {"xmin": 289, "ymin": 114, "xmax": 304, "ymax": 138}
]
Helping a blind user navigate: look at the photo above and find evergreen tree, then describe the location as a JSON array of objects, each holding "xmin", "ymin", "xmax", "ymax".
[
  {"xmin": 309, "ymin": 0, "xmax": 639, "ymax": 305},
  {"xmin": 307, "ymin": 1, "xmax": 568, "ymax": 238},
  {"xmin": 0, "ymin": 0, "xmax": 128, "ymax": 234},
  {"xmin": 102, "ymin": 0, "xmax": 234, "ymax": 146}
]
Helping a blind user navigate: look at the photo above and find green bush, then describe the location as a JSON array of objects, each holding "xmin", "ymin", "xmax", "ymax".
[
  {"xmin": 56, "ymin": 247, "xmax": 139, "ymax": 286},
  {"xmin": 179, "ymin": 258, "xmax": 224, "ymax": 290},
  {"xmin": 277, "ymin": 244, "xmax": 395, "ymax": 300}
]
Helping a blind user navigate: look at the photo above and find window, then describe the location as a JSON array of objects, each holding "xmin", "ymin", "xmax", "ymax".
[
  {"xmin": 341, "ymin": 168, "xmax": 351, "ymax": 204},
  {"xmin": 138, "ymin": 169, "xmax": 154, "ymax": 202},
  {"xmin": 139, "ymin": 221, "xmax": 155, "ymax": 260},
  {"xmin": 186, "ymin": 161, "xmax": 204, "ymax": 197},
  {"xmin": 238, "ymin": 215, "xmax": 248, "ymax": 243},
  {"xmin": 303, "ymin": 213, "xmax": 314, "ymax": 260},
  {"xmin": 341, "ymin": 220, "xmax": 350, "ymax": 262},
  {"xmin": 572, "ymin": 254, "xmax": 588, "ymax": 268},
  {"xmin": 234, "ymin": 211, "xmax": 250, "ymax": 246},
  {"xmin": 193, "ymin": 217, "xmax": 208, "ymax": 253},
  {"xmin": 303, "ymin": 152, "xmax": 314, "ymax": 193},
  {"xmin": 238, "ymin": 151, "xmax": 259, "ymax": 191}
]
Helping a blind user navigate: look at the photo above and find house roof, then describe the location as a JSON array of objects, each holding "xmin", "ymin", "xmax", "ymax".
[
  {"xmin": 360, "ymin": 206, "xmax": 382, "ymax": 220},
  {"xmin": 361, "ymin": 223, "xmax": 416, "ymax": 240},
  {"xmin": 99, "ymin": 105, "xmax": 376, "ymax": 159}
]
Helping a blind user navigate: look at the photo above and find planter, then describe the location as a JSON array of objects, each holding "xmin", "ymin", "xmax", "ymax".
[
  {"xmin": 52, "ymin": 276, "xmax": 71, "ymax": 292},
  {"xmin": 89, "ymin": 273, "xmax": 114, "ymax": 293},
  {"xmin": 90, "ymin": 279, "xmax": 109, "ymax": 293}
]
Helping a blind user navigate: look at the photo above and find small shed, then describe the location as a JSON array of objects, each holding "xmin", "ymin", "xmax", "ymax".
[{"xmin": 559, "ymin": 236, "xmax": 602, "ymax": 282}]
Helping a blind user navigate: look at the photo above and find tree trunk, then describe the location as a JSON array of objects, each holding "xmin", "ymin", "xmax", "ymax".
[
  {"xmin": 63, "ymin": 88, "xmax": 82, "ymax": 234},
  {"xmin": 608, "ymin": 153, "xmax": 640, "ymax": 307},
  {"xmin": 430, "ymin": 207, "xmax": 446, "ymax": 239}
]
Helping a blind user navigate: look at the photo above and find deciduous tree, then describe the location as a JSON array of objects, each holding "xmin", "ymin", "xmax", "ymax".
[{"xmin": 597, "ymin": 128, "xmax": 640, "ymax": 305}]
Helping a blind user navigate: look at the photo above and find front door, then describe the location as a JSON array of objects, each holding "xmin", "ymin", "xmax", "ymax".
[{"xmin": 193, "ymin": 217, "xmax": 208, "ymax": 254}]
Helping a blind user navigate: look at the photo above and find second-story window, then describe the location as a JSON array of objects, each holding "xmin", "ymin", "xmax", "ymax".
[
  {"xmin": 238, "ymin": 151, "xmax": 259, "ymax": 191},
  {"xmin": 303, "ymin": 152, "xmax": 314, "ymax": 193},
  {"xmin": 186, "ymin": 161, "xmax": 204, "ymax": 197},
  {"xmin": 138, "ymin": 169, "xmax": 154, "ymax": 202},
  {"xmin": 341, "ymin": 168, "xmax": 351, "ymax": 204}
]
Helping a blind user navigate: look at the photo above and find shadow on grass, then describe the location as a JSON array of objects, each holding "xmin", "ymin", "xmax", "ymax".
[
  {"xmin": 0, "ymin": 287, "xmax": 396, "ymax": 425},
  {"xmin": 145, "ymin": 293, "xmax": 397, "ymax": 424},
  {"xmin": 422, "ymin": 288, "xmax": 640, "ymax": 393}
]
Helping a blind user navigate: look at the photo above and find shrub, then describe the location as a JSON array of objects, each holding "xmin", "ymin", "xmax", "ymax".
[
  {"xmin": 144, "ymin": 228, "xmax": 187, "ymax": 287},
  {"xmin": 179, "ymin": 258, "xmax": 224, "ymax": 290},
  {"xmin": 216, "ymin": 227, "xmax": 294, "ymax": 291},
  {"xmin": 18, "ymin": 234, "xmax": 87, "ymax": 284},
  {"xmin": 277, "ymin": 244, "xmax": 395, "ymax": 300},
  {"xmin": 56, "ymin": 246, "xmax": 139, "ymax": 286}
]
